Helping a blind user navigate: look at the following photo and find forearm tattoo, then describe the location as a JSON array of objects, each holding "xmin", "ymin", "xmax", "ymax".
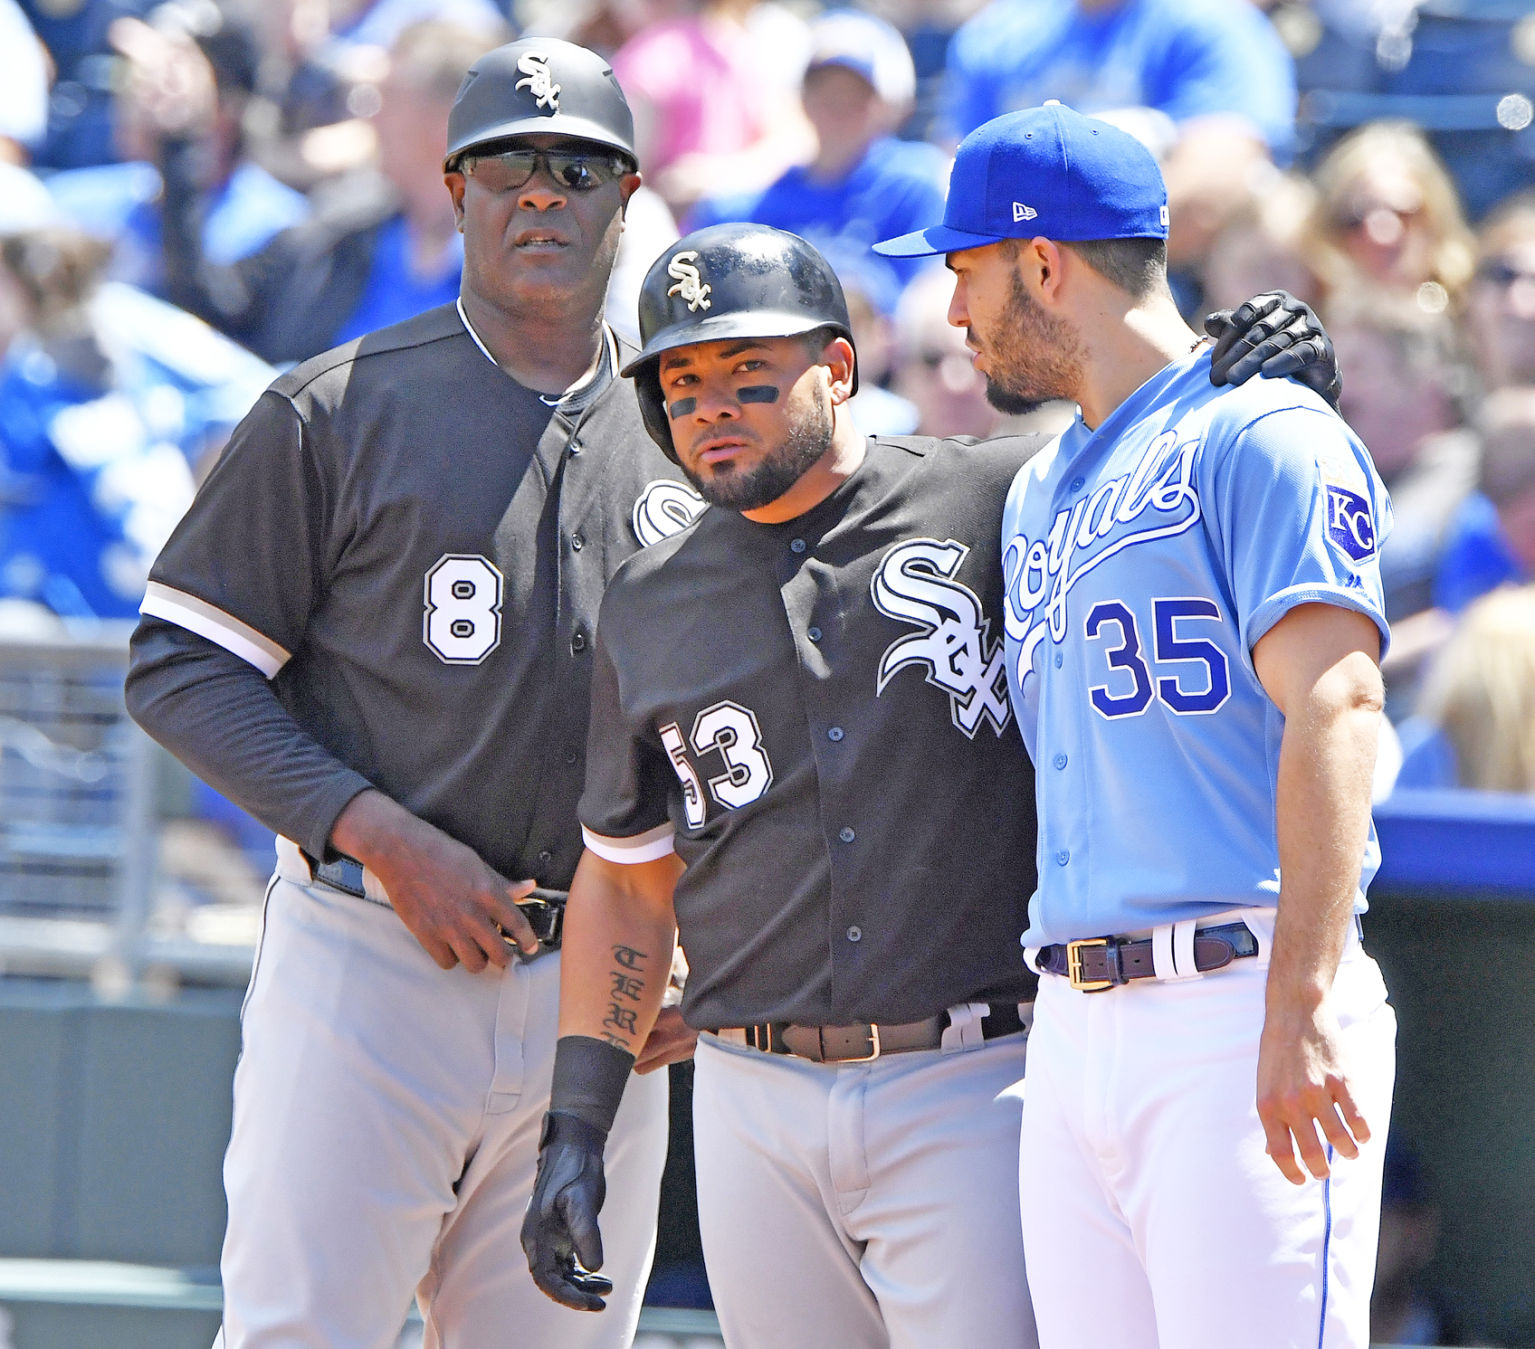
[{"xmin": 601, "ymin": 944, "xmax": 649, "ymax": 1050}]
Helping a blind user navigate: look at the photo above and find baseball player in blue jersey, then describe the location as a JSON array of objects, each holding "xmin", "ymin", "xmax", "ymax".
[{"xmin": 877, "ymin": 106, "xmax": 1396, "ymax": 1348}]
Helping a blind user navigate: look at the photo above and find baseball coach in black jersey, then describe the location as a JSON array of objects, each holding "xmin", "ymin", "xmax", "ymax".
[
  {"xmin": 125, "ymin": 39, "xmax": 706, "ymax": 1349},
  {"xmin": 519, "ymin": 223, "xmax": 1339, "ymax": 1345}
]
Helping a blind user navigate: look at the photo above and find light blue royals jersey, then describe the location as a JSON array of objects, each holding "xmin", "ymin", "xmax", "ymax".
[{"xmin": 1001, "ymin": 350, "xmax": 1392, "ymax": 946}]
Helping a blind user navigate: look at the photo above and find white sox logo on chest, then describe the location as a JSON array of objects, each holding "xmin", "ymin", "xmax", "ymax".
[
  {"xmin": 632, "ymin": 480, "xmax": 707, "ymax": 546},
  {"xmin": 1002, "ymin": 432, "xmax": 1203, "ymax": 687},
  {"xmin": 872, "ymin": 538, "xmax": 1010, "ymax": 738}
]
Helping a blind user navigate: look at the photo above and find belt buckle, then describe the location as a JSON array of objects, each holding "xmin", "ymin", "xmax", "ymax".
[
  {"xmin": 1066, "ymin": 937, "xmax": 1115, "ymax": 992},
  {"xmin": 829, "ymin": 1024, "xmax": 881, "ymax": 1062},
  {"xmin": 519, "ymin": 897, "xmax": 563, "ymax": 949},
  {"xmin": 499, "ymin": 888, "xmax": 566, "ymax": 959}
]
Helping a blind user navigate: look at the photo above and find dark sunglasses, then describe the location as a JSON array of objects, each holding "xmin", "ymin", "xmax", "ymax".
[
  {"xmin": 1332, "ymin": 200, "xmax": 1421, "ymax": 232},
  {"xmin": 463, "ymin": 148, "xmax": 628, "ymax": 193},
  {"xmin": 1476, "ymin": 258, "xmax": 1535, "ymax": 288}
]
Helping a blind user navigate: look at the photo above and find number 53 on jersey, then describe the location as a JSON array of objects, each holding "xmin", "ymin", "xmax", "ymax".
[{"xmin": 660, "ymin": 701, "xmax": 773, "ymax": 829}]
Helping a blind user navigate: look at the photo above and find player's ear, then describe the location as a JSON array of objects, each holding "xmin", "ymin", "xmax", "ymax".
[
  {"xmin": 618, "ymin": 170, "xmax": 642, "ymax": 215},
  {"xmin": 822, "ymin": 336, "xmax": 856, "ymax": 405},
  {"xmin": 1028, "ymin": 238, "xmax": 1067, "ymax": 306},
  {"xmin": 446, "ymin": 171, "xmax": 467, "ymax": 232}
]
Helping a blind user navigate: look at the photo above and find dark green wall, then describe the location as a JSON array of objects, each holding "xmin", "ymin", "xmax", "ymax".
[
  {"xmin": 1, "ymin": 1303, "xmax": 222, "ymax": 1349},
  {"xmin": 1368, "ymin": 895, "xmax": 1535, "ymax": 1347},
  {"xmin": 0, "ymin": 982, "xmax": 240, "ymax": 1266}
]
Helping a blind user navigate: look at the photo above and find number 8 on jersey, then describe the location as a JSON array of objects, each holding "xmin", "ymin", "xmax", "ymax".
[{"xmin": 424, "ymin": 554, "xmax": 505, "ymax": 665}]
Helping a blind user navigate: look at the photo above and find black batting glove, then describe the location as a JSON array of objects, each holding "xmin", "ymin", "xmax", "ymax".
[
  {"xmin": 1205, "ymin": 290, "xmax": 1342, "ymax": 410},
  {"xmin": 521, "ymin": 1110, "xmax": 614, "ymax": 1312}
]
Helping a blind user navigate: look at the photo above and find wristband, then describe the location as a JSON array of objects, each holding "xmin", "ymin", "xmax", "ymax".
[{"xmin": 548, "ymin": 1034, "xmax": 636, "ymax": 1137}]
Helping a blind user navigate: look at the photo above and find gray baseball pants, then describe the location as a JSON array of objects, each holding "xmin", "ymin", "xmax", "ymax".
[
  {"xmin": 213, "ymin": 846, "xmax": 669, "ymax": 1348},
  {"xmin": 690, "ymin": 1020, "xmax": 1038, "ymax": 1348}
]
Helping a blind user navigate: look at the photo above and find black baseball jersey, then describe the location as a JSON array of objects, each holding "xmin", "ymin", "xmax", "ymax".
[
  {"xmin": 580, "ymin": 435, "xmax": 1045, "ymax": 1028},
  {"xmin": 129, "ymin": 303, "xmax": 702, "ymax": 885}
]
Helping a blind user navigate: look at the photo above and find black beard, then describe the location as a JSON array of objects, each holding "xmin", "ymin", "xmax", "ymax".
[
  {"xmin": 683, "ymin": 398, "xmax": 834, "ymax": 511},
  {"xmin": 978, "ymin": 269, "xmax": 1080, "ymax": 414},
  {"xmin": 984, "ymin": 379, "xmax": 1054, "ymax": 415}
]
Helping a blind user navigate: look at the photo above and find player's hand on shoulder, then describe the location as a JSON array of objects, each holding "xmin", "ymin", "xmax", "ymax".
[
  {"xmin": 330, "ymin": 790, "xmax": 540, "ymax": 970},
  {"xmin": 1255, "ymin": 999, "xmax": 1371, "ymax": 1186},
  {"xmin": 635, "ymin": 1005, "xmax": 699, "ymax": 1074},
  {"xmin": 1205, "ymin": 291, "xmax": 1342, "ymax": 410}
]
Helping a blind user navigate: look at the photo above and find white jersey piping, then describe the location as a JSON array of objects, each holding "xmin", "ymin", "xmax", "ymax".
[
  {"xmin": 140, "ymin": 581, "xmax": 291, "ymax": 678},
  {"xmin": 581, "ymin": 821, "xmax": 676, "ymax": 864},
  {"xmin": 455, "ymin": 296, "xmax": 617, "ymax": 400}
]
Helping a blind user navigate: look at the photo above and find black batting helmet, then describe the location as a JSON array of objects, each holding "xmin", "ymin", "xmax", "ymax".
[
  {"xmin": 621, "ymin": 224, "xmax": 859, "ymax": 460},
  {"xmin": 444, "ymin": 38, "xmax": 636, "ymax": 170}
]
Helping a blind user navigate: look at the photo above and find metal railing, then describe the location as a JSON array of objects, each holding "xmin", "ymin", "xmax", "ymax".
[
  {"xmin": 0, "ymin": 624, "xmax": 261, "ymax": 986},
  {"xmin": 0, "ymin": 625, "xmax": 153, "ymax": 976}
]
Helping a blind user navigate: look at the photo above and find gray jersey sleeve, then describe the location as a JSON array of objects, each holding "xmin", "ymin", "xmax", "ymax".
[
  {"xmin": 126, "ymin": 619, "xmax": 373, "ymax": 860},
  {"xmin": 577, "ymin": 595, "xmax": 677, "ymax": 863},
  {"xmin": 129, "ymin": 383, "xmax": 365, "ymax": 857}
]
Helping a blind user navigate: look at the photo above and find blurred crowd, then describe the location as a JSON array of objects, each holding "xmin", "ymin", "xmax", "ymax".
[{"xmin": 0, "ymin": 0, "xmax": 1532, "ymax": 795}]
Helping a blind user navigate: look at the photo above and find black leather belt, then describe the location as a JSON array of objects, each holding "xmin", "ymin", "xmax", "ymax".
[
  {"xmin": 1037, "ymin": 920, "xmax": 1258, "ymax": 992},
  {"xmin": 311, "ymin": 855, "xmax": 371, "ymax": 899},
  {"xmin": 307, "ymin": 855, "xmax": 567, "ymax": 954},
  {"xmin": 713, "ymin": 1002, "xmax": 1026, "ymax": 1063}
]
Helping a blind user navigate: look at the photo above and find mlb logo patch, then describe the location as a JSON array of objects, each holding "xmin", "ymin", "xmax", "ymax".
[{"xmin": 1326, "ymin": 486, "xmax": 1376, "ymax": 561}]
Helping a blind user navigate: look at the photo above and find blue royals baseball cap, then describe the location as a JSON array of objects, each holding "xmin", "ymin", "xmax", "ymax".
[{"xmin": 874, "ymin": 104, "xmax": 1169, "ymax": 257}]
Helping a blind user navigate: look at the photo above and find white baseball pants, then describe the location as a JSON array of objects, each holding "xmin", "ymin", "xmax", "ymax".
[
  {"xmin": 691, "ymin": 1023, "xmax": 1039, "ymax": 1349},
  {"xmin": 213, "ymin": 849, "xmax": 669, "ymax": 1349},
  {"xmin": 1019, "ymin": 909, "xmax": 1396, "ymax": 1349}
]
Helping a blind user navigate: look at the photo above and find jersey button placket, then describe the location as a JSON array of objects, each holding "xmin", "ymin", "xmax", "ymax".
[
  {"xmin": 846, "ymin": 925, "xmax": 862, "ymax": 942},
  {"xmin": 827, "ymin": 727, "xmax": 844, "ymax": 742},
  {"xmin": 790, "ymin": 538, "xmax": 807, "ymax": 554},
  {"xmin": 838, "ymin": 826, "xmax": 855, "ymax": 844}
]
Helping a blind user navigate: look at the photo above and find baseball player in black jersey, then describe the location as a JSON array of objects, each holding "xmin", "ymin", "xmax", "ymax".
[
  {"xmin": 125, "ymin": 40, "xmax": 703, "ymax": 1349},
  {"xmin": 518, "ymin": 224, "xmax": 1339, "ymax": 1346}
]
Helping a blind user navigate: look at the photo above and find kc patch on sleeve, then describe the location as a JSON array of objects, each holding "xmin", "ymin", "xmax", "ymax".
[{"xmin": 1316, "ymin": 445, "xmax": 1377, "ymax": 563}]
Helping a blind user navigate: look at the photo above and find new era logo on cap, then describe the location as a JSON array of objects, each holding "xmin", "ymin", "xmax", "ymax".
[{"xmin": 873, "ymin": 104, "xmax": 1169, "ymax": 258}]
